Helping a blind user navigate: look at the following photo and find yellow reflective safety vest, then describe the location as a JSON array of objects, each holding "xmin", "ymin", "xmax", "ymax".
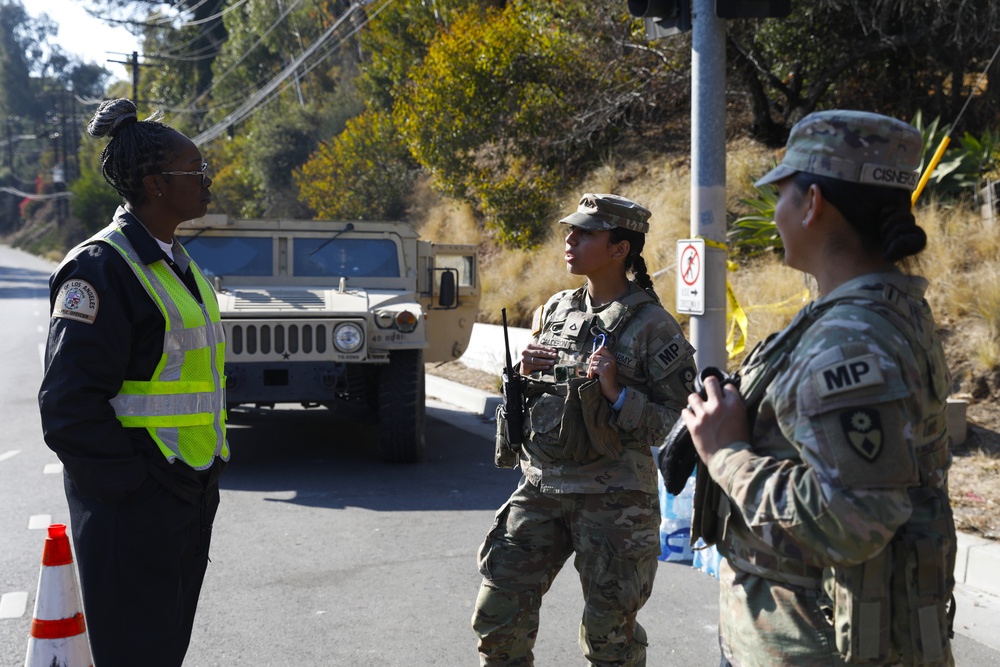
[{"xmin": 99, "ymin": 224, "xmax": 229, "ymax": 470}]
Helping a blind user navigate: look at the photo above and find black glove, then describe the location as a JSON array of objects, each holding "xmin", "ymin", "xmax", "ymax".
[{"xmin": 656, "ymin": 367, "xmax": 740, "ymax": 495}]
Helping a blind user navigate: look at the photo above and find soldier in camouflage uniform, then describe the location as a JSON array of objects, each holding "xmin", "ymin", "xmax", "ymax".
[
  {"xmin": 472, "ymin": 193, "xmax": 697, "ymax": 666},
  {"xmin": 683, "ymin": 111, "xmax": 957, "ymax": 666}
]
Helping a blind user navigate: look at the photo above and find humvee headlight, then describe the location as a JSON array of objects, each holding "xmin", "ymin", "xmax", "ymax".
[
  {"xmin": 374, "ymin": 310, "xmax": 395, "ymax": 329},
  {"xmin": 333, "ymin": 322, "xmax": 364, "ymax": 353},
  {"xmin": 395, "ymin": 310, "xmax": 418, "ymax": 333}
]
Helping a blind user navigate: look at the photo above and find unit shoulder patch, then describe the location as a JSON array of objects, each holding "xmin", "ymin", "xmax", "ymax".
[
  {"xmin": 53, "ymin": 279, "xmax": 99, "ymax": 325},
  {"xmin": 838, "ymin": 408, "xmax": 883, "ymax": 461},
  {"xmin": 811, "ymin": 353, "xmax": 884, "ymax": 399}
]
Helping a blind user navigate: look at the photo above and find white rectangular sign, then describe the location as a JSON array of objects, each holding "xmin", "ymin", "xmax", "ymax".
[{"xmin": 676, "ymin": 239, "xmax": 705, "ymax": 315}]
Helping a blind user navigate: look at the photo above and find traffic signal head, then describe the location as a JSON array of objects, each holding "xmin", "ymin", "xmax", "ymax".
[
  {"xmin": 715, "ymin": 0, "xmax": 791, "ymax": 18},
  {"xmin": 627, "ymin": 0, "xmax": 691, "ymax": 35}
]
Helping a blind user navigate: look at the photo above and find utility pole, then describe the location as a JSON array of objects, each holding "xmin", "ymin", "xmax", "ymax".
[
  {"xmin": 628, "ymin": 0, "xmax": 791, "ymax": 370},
  {"xmin": 108, "ymin": 52, "xmax": 142, "ymax": 104},
  {"xmin": 688, "ymin": 0, "xmax": 728, "ymax": 372}
]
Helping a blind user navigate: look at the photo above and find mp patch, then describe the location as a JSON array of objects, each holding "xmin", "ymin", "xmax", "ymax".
[
  {"xmin": 652, "ymin": 334, "xmax": 693, "ymax": 373},
  {"xmin": 53, "ymin": 279, "xmax": 99, "ymax": 324},
  {"xmin": 812, "ymin": 353, "xmax": 884, "ymax": 399},
  {"xmin": 839, "ymin": 408, "xmax": 883, "ymax": 461}
]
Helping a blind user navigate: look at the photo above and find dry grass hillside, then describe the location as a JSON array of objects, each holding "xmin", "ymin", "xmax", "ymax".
[{"xmin": 416, "ymin": 138, "xmax": 1000, "ymax": 540}]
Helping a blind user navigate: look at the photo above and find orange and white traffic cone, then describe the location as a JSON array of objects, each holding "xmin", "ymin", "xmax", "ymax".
[{"xmin": 24, "ymin": 523, "xmax": 93, "ymax": 667}]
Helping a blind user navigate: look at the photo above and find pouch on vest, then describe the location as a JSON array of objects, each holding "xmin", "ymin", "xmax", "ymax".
[
  {"xmin": 833, "ymin": 486, "xmax": 955, "ymax": 665},
  {"xmin": 559, "ymin": 377, "xmax": 595, "ymax": 463},
  {"xmin": 832, "ymin": 553, "xmax": 892, "ymax": 663},
  {"xmin": 579, "ymin": 378, "xmax": 622, "ymax": 459},
  {"xmin": 494, "ymin": 403, "xmax": 520, "ymax": 469}
]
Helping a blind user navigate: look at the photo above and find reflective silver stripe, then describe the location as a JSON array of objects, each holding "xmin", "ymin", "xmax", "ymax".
[
  {"xmin": 162, "ymin": 326, "xmax": 211, "ymax": 382},
  {"xmin": 100, "ymin": 229, "xmax": 186, "ymax": 333},
  {"xmin": 190, "ymin": 261, "xmax": 228, "ymax": 460},
  {"xmin": 110, "ymin": 391, "xmax": 219, "ymax": 417},
  {"xmin": 156, "ymin": 427, "xmax": 181, "ymax": 462}
]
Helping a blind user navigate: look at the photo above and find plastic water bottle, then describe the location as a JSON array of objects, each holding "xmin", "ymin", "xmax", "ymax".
[
  {"xmin": 657, "ymin": 467, "xmax": 695, "ymax": 562},
  {"xmin": 692, "ymin": 538, "xmax": 723, "ymax": 578}
]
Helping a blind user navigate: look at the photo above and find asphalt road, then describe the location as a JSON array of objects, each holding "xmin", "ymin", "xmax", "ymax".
[{"xmin": 2, "ymin": 242, "xmax": 999, "ymax": 666}]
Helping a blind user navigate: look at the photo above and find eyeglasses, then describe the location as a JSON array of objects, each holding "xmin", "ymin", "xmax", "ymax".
[{"xmin": 160, "ymin": 162, "xmax": 210, "ymax": 187}]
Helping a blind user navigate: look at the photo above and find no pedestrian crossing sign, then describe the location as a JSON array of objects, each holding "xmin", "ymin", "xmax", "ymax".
[{"xmin": 676, "ymin": 239, "xmax": 705, "ymax": 315}]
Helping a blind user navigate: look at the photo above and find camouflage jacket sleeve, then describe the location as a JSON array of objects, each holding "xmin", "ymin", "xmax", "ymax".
[
  {"xmin": 611, "ymin": 305, "xmax": 697, "ymax": 447},
  {"xmin": 708, "ymin": 308, "xmax": 920, "ymax": 567}
]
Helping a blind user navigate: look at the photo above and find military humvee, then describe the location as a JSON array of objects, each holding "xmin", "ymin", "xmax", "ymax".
[{"xmin": 176, "ymin": 215, "xmax": 480, "ymax": 463}]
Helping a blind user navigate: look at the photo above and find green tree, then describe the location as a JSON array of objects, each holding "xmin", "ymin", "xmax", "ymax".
[
  {"xmin": 727, "ymin": 0, "xmax": 1000, "ymax": 142},
  {"xmin": 296, "ymin": 110, "xmax": 415, "ymax": 220},
  {"xmin": 71, "ymin": 158, "xmax": 122, "ymax": 233},
  {"xmin": 0, "ymin": 1, "xmax": 47, "ymax": 118},
  {"xmin": 392, "ymin": 2, "xmax": 592, "ymax": 243}
]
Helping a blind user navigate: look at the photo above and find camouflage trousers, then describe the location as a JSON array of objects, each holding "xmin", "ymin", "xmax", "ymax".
[{"xmin": 471, "ymin": 476, "xmax": 659, "ymax": 666}]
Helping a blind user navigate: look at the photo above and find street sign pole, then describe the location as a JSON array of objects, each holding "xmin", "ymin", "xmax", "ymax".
[{"xmin": 688, "ymin": 0, "xmax": 728, "ymax": 372}]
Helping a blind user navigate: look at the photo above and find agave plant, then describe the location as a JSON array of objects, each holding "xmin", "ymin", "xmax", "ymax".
[
  {"xmin": 911, "ymin": 109, "xmax": 999, "ymax": 201},
  {"xmin": 728, "ymin": 181, "xmax": 782, "ymax": 258}
]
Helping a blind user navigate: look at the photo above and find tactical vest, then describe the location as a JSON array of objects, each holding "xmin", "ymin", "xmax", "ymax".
[
  {"xmin": 531, "ymin": 283, "xmax": 660, "ymax": 386},
  {"xmin": 707, "ymin": 280, "xmax": 955, "ymax": 666},
  {"xmin": 522, "ymin": 284, "xmax": 661, "ymax": 457},
  {"xmin": 97, "ymin": 225, "xmax": 229, "ymax": 470}
]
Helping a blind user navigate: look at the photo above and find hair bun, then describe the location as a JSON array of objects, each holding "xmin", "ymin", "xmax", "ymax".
[{"xmin": 87, "ymin": 98, "xmax": 139, "ymax": 139}]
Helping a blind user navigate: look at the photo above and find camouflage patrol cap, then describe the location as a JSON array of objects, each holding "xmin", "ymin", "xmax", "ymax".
[
  {"xmin": 755, "ymin": 110, "xmax": 922, "ymax": 191},
  {"xmin": 559, "ymin": 193, "xmax": 651, "ymax": 234}
]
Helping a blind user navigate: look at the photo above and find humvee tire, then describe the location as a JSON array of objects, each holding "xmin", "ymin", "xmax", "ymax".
[{"xmin": 378, "ymin": 349, "xmax": 426, "ymax": 463}]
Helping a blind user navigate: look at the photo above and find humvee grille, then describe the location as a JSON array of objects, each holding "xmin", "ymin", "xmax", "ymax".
[{"xmin": 225, "ymin": 319, "xmax": 366, "ymax": 360}]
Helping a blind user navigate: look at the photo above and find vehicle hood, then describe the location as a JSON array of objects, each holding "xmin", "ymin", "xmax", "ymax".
[{"xmin": 215, "ymin": 287, "xmax": 414, "ymax": 316}]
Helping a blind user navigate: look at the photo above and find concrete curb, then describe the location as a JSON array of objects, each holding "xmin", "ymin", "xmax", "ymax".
[{"xmin": 433, "ymin": 323, "xmax": 1000, "ymax": 605}]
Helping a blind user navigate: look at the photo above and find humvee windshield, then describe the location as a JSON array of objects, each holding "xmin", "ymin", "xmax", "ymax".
[{"xmin": 183, "ymin": 236, "xmax": 401, "ymax": 278}]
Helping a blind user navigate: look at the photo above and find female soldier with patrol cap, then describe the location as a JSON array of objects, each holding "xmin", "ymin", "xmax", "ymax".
[
  {"xmin": 38, "ymin": 98, "xmax": 227, "ymax": 667},
  {"xmin": 472, "ymin": 193, "xmax": 697, "ymax": 665},
  {"xmin": 683, "ymin": 110, "xmax": 956, "ymax": 666}
]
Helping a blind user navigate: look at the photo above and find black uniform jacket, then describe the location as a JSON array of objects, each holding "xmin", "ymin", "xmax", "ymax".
[{"xmin": 38, "ymin": 208, "xmax": 225, "ymax": 506}]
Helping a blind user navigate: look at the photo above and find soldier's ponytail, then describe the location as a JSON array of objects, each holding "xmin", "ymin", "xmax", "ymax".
[{"xmin": 610, "ymin": 227, "xmax": 658, "ymax": 300}]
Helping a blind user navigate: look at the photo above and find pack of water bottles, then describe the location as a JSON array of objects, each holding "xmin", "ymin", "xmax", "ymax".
[
  {"xmin": 692, "ymin": 538, "xmax": 722, "ymax": 578},
  {"xmin": 657, "ymin": 467, "xmax": 695, "ymax": 562}
]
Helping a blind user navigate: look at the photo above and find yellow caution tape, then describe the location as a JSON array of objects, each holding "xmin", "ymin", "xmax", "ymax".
[
  {"xmin": 726, "ymin": 281, "xmax": 749, "ymax": 357},
  {"xmin": 912, "ymin": 135, "xmax": 951, "ymax": 206},
  {"xmin": 687, "ymin": 235, "xmax": 810, "ymax": 358}
]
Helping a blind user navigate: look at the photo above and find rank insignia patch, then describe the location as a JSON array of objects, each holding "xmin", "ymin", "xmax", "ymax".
[{"xmin": 840, "ymin": 408, "xmax": 883, "ymax": 461}]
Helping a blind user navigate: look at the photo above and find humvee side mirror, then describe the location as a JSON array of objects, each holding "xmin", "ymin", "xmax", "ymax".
[{"xmin": 438, "ymin": 269, "xmax": 457, "ymax": 308}]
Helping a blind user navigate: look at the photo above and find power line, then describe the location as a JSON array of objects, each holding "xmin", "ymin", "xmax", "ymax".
[
  {"xmin": 0, "ymin": 187, "xmax": 72, "ymax": 200},
  {"xmin": 164, "ymin": 0, "xmax": 306, "ymax": 122},
  {"xmin": 191, "ymin": 2, "xmax": 365, "ymax": 145}
]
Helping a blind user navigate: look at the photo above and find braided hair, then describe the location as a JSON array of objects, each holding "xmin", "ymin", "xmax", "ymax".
[
  {"xmin": 791, "ymin": 172, "xmax": 927, "ymax": 264},
  {"xmin": 609, "ymin": 226, "xmax": 658, "ymax": 299},
  {"xmin": 86, "ymin": 99, "xmax": 183, "ymax": 206}
]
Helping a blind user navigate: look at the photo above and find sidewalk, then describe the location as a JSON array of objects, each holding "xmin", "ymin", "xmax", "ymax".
[{"xmin": 429, "ymin": 322, "xmax": 1000, "ymax": 649}]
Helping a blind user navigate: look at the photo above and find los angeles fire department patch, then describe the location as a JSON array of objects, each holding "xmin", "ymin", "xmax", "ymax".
[{"xmin": 53, "ymin": 279, "xmax": 99, "ymax": 324}]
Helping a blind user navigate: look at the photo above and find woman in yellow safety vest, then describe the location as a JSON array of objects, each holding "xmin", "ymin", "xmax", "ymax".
[{"xmin": 39, "ymin": 97, "xmax": 228, "ymax": 667}]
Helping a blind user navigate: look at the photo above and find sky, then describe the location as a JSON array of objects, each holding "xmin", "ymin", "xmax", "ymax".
[{"xmin": 28, "ymin": 0, "xmax": 143, "ymax": 81}]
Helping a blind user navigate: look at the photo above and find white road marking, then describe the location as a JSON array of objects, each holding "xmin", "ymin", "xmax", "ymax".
[
  {"xmin": 28, "ymin": 514, "xmax": 52, "ymax": 530},
  {"xmin": 0, "ymin": 592, "xmax": 28, "ymax": 619},
  {"xmin": 43, "ymin": 462, "xmax": 63, "ymax": 475},
  {"xmin": 0, "ymin": 450, "xmax": 21, "ymax": 463}
]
